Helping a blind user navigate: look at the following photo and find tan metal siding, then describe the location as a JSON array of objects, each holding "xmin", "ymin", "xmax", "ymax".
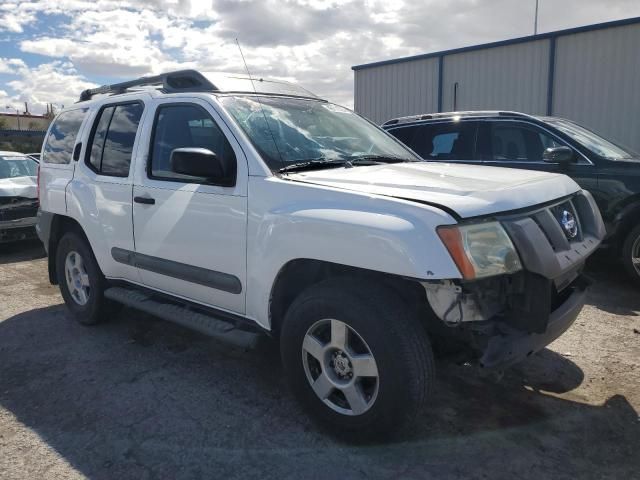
[
  {"xmin": 553, "ymin": 23, "xmax": 640, "ymax": 151},
  {"xmin": 441, "ymin": 40, "xmax": 550, "ymax": 114},
  {"xmin": 354, "ymin": 57, "xmax": 439, "ymax": 124}
]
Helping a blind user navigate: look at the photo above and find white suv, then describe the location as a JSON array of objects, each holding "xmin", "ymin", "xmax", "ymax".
[{"xmin": 37, "ymin": 70, "xmax": 605, "ymax": 437}]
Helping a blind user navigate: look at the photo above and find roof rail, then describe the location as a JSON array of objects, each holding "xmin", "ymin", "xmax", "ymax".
[
  {"xmin": 79, "ymin": 70, "xmax": 216, "ymax": 102},
  {"xmin": 383, "ymin": 110, "xmax": 538, "ymax": 126}
]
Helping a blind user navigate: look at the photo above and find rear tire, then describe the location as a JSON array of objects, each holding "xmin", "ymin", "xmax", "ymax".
[
  {"xmin": 622, "ymin": 224, "xmax": 640, "ymax": 286},
  {"xmin": 280, "ymin": 278, "xmax": 435, "ymax": 439},
  {"xmin": 55, "ymin": 231, "xmax": 119, "ymax": 325}
]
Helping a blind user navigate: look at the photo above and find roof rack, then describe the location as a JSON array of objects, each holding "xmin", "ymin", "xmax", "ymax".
[
  {"xmin": 382, "ymin": 110, "xmax": 536, "ymax": 126},
  {"xmin": 79, "ymin": 70, "xmax": 216, "ymax": 102}
]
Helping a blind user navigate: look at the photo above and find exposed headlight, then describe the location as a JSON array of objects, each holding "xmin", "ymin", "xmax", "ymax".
[{"xmin": 437, "ymin": 221, "xmax": 522, "ymax": 280}]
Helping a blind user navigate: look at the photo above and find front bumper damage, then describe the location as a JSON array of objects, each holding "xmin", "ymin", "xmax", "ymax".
[
  {"xmin": 424, "ymin": 191, "xmax": 605, "ymax": 369},
  {"xmin": 0, "ymin": 197, "xmax": 39, "ymax": 243}
]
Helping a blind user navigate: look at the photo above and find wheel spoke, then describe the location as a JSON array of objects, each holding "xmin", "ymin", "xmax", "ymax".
[
  {"xmin": 351, "ymin": 354, "xmax": 378, "ymax": 378},
  {"xmin": 312, "ymin": 373, "xmax": 333, "ymax": 400},
  {"xmin": 76, "ymin": 288, "xmax": 88, "ymax": 305},
  {"xmin": 342, "ymin": 383, "xmax": 368, "ymax": 415},
  {"xmin": 330, "ymin": 320, "xmax": 348, "ymax": 349},
  {"xmin": 65, "ymin": 256, "xmax": 74, "ymax": 274},
  {"xmin": 80, "ymin": 273, "xmax": 90, "ymax": 287},
  {"xmin": 302, "ymin": 334, "xmax": 325, "ymax": 361},
  {"xmin": 632, "ymin": 257, "xmax": 640, "ymax": 266}
]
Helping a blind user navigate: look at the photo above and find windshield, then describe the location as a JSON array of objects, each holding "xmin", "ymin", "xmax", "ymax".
[
  {"xmin": 0, "ymin": 156, "xmax": 38, "ymax": 179},
  {"xmin": 219, "ymin": 96, "xmax": 419, "ymax": 171},
  {"xmin": 548, "ymin": 119, "xmax": 638, "ymax": 160}
]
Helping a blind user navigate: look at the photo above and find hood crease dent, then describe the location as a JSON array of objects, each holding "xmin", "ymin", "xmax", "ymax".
[
  {"xmin": 0, "ymin": 176, "xmax": 37, "ymax": 199},
  {"xmin": 285, "ymin": 162, "xmax": 580, "ymax": 219}
]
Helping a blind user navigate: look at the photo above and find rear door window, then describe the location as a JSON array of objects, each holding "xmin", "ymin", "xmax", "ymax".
[
  {"xmin": 42, "ymin": 108, "xmax": 88, "ymax": 164},
  {"xmin": 388, "ymin": 122, "xmax": 477, "ymax": 160},
  {"xmin": 86, "ymin": 102, "xmax": 144, "ymax": 177}
]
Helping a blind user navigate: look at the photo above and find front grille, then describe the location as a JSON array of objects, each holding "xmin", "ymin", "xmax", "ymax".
[
  {"xmin": 532, "ymin": 199, "xmax": 582, "ymax": 252},
  {"xmin": 499, "ymin": 191, "xmax": 604, "ymax": 286}
]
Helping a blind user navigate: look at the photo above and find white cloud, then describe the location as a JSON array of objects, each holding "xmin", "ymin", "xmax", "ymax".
[
  {"xmin": 3, "ymin": 62, "xmax": 96, "ymax": 112},
  {"xmin": 0, "ymin": 0, "xmax": 639, "ymax": 113}
]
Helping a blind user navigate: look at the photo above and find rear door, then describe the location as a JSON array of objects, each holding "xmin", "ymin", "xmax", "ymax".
[
  {"xmin": 479, "ymin": 120, "xmax": 598, "ymax": 193},
  {"xmin": 387, "ymin": 120, "xmax": 479, "ymax": 164},
  {"xmin": 131, "ymin": 98, "xmax": 248, "ymax": 314},
  {"xmin": 68, "ymin": 101, "xmax": 145, "ymax": 282}
]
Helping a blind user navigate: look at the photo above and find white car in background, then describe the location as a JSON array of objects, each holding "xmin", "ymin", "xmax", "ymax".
[{"xmin": 0, "ymin": 151, "xmax": 39, "ymax": 243}]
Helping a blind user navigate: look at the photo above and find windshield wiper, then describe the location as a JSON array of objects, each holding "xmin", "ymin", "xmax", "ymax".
[
  {"xmin": 278, "ymin": 158, "xmax": 352, "ymax": 173},
  {"xmin": 278, "ymin": 155, "xmax": 418, "ymax": 173},
  {"xmin": 347, "ymin": 155, "xmax": 417, "ymax": 164}
]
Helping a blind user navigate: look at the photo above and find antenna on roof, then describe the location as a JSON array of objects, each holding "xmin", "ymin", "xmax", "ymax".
[{"xmin": 235, "ymin": 38, "xmax": 284, "ymax": 165}]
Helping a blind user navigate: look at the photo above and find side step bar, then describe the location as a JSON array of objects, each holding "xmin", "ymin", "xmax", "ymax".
[{"xmin": 104, "ymin": 287, "xmax": 261, "ymax": 349}]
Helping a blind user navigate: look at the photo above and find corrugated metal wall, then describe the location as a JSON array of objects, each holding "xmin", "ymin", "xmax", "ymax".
[
  {"xmin": 353, "ymin": 19, "xmax": 640, "ymax": 151},
  {"xmin": 441, "ymin": 40, "xmax": 549, "ymax": 114},
  {"xmin": 553, "ymin": 23, "xmax": 640, "ymax": 150},
  {"xmin": 354, "ymin": 57, "xmax": 439, "ymax": 124}
]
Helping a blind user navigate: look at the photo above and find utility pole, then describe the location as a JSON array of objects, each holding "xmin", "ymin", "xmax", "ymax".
[
  {"xmin": 6, "ymin": 105, "xmax": 20, "ymax": 130},
  {"xmin": 534, "ymin": 0, "xmax": 540, "ymax": 35}
]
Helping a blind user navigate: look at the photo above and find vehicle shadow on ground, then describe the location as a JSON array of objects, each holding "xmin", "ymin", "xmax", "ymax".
[
  {"xmin": 585, "ymin": 253, "xmax": 640, "ymax": 316},
  {"xmin": 1, "ymin": 305, "xmax": 638, "ymax": 479},
  {"xmin": 0, "ymin": 239, "xmax": 45, "ymax": 265}
]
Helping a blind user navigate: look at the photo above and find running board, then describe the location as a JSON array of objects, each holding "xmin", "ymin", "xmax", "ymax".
[{"xmin": 104, "ymin": 287, "xmax": 261, "ymax": 349}]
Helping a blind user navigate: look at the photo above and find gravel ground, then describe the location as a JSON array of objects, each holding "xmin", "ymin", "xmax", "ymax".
[{"xmin": 1, "ymin": 240, "xmax": 639, "ymax": 480}]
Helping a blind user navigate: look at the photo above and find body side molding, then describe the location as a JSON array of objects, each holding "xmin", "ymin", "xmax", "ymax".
[{"xmin": 111, "ymin": 247, "xmax": 242, "ymax": 294}]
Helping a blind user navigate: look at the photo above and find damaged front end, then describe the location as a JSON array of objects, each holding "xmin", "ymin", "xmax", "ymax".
[
  {"xmin": 424, "ymin": 191, "xmax": 605, "ymax": 369},
  {"xmin": 0, "ymin": 196, "xmax": 39, "ymax": 243}
]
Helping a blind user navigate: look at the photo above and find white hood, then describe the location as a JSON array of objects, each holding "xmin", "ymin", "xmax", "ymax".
[
  {"xmin": 0, "ymin": 176, "xmax": 37, "ymax": 199},
  {"xmin": 286, "ymin": 162, "xmax": 580, "ymax": 218}
]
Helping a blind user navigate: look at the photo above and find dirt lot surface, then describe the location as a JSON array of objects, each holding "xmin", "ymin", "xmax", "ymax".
[{"xmin": 1, "ymin": 240, "xmax": 638, "ymax": 479}]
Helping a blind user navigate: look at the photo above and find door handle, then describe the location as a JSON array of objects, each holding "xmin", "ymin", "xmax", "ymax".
[
  {"xmin": 134, "ymin": 196, "xmax": 155, "ymax": 205},
  {"xmin": 73, "ymin": 142, "xmax": 82, "ymax": 161}
]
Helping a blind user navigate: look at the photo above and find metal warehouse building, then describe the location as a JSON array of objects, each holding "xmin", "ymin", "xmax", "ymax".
[{"xmin": 352, "ymin": 17, "xmax": 640, "ymax": 151}]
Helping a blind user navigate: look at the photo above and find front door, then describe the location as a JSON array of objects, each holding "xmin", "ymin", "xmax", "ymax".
[
  {"xmin": 132, "ymin": 98, "xmax": 247, "ymax": 314},
  {"xmin": 479, "ymin": 120, "xmax": 598, "ymax": 194}
]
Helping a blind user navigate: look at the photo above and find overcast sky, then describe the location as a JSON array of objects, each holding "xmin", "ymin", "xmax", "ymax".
[{"xmin": 0, "ymin": 0, "xmax": 638, "ymax": 114}]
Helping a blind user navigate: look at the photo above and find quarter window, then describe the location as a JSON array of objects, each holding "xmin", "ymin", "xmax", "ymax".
[
  {"xmin": 42, "ymin": 108, "xmax": 87, "ymax": 164},
  {"xmin": 149, "ymin": 104, "xmax": 236, "ymax": 183},
  {"xmin": 86, "ymin": 102, "xmax": 143, "ymax": 176}
]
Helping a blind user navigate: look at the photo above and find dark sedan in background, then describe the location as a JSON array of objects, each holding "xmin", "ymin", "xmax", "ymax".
[{"xmin": 383, "ymin": 111, "xmax": 640, "ymax": 284}]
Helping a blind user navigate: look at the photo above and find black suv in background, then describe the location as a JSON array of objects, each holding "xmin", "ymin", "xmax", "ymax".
[{"xmin": 383, "ymin": 111, "xmax": 640, "ymax": 284}]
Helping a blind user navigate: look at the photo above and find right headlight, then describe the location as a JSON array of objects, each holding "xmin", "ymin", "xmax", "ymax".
[{"xmin": 437, "ymin": 221, "xmax": 522, "ymax": 280}]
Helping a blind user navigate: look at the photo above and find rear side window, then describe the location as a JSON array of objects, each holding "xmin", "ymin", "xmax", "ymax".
[
  {"xmin": 86, "ymin": 102, "xmax": 144, "ymax": 177},
  {"xmin": 388, "ymin": 122, "xmax": 477, "ymax": 160},
  {"xmin": 42, "ymin": 109, "xmax": 87, "ymax": 164}
]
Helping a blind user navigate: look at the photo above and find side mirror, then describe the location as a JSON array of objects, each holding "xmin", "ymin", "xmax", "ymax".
[
  {"xmin": 543, "ymin": 146, "xmax": 574, "ymax": 166},
  {"xmin": 170, "ymin": 147, "xmax": 235, "ymax": 186}
]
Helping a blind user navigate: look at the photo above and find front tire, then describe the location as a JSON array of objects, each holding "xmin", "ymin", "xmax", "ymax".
[
  {"xmin": 280, "ymin": 278, "xmax": 435, "ymax": 438},
  {"xmin": 622, "ymin": 224, "xmax": 640, "ymax": 285},
  {"xmin": 55, "ymin": 231, "xmax": 118, "ymax": 325}
]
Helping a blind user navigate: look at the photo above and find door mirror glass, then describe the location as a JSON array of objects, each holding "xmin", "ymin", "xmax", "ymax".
[
  {"xmin": 170, "ymin": 147, "xmax": 234, "ymax": 186},
  {"xmin": 543, "ymin": 146, "xmax": 574, "ymax": 165}
]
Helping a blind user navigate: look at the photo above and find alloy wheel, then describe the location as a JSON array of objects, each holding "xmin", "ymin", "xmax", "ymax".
[
  {"xmin": 301, "ymin": 318, "xmax": 379, "ymax": 416},
  {"xmin": 64, "ymin": 250, "xmax": 91, "ymax": 306}
]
